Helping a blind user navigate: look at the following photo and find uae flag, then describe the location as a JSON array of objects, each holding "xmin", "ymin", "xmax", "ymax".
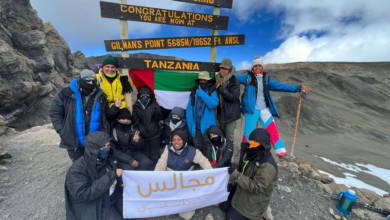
[{"xmin": 129, "ymin": 69, "xmax": 199, "ymax": 110}]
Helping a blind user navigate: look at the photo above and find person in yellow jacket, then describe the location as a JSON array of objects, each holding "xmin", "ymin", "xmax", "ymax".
[{"xmin": 97, "ymin": 55, "xmax": 132, "ymax": 121}]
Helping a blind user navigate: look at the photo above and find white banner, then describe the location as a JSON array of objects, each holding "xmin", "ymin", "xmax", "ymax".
[{"xmin": 122, "ymin": 168, "xmax": 229, "ymax": 218}]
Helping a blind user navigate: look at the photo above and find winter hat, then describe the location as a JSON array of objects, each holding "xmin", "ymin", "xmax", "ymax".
[
  {"xmin": 102, "ymin": 55, "xmax": 118, "ymax": 68},
  {"xmin": 248, "ymin": 128, "xmax": 271, "ymax": 151},
  {"xmin": 197, "ymin": 71, "xmax": 212, "ymax": 80},
  {"xmin": 117, "ymin": 108, "xmax": 131, "ymax": 120},
  {"xmin": 93, "ymin": 64, "xmax": 102, "ymax": 74},
  {"xmin": 219, "ymin": 58, "xmax": 233, "ymax": 69},
  {"xmin": 250, "ymin": 56, "xmax": 263, "ymax": 70},
  {"xmin": 172, "ymin": 129, "xmax": 188, "ymax": 144},
  {"xmin": 80, "ymin": 69, "xmax": 95, "ymax": 79}
]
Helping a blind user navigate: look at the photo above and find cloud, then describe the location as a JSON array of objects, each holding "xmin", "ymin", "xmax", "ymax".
[
  {"xmin": 233, "ymin": 0, "xmax": 390, "ymax": 63},
  {"xmin": 238, "ymin": 60, "xmax": 251, "ymax": 70},
  {"xmin": 30, "ymin": 0, "xmax": 187, "ymax": 54}
]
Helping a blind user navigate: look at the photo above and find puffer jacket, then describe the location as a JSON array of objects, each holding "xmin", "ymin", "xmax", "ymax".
[
  {"xmin": 236, "ymin": 71, "xmax": 300, "ymax": 117},
  {"xmin": 65, "ymin": 131, "xmax": 121, "ymax": 220},
  {"xmin": 49, "ymin": 79, "xmax": 111, "ymax": 150},
  {"xmin": 186, "ymin": 86, "xmax": 219, "ymax": 136},
  {"xmin": 161, "ymin": 107, "xmax": 190, "ymax": 146}
]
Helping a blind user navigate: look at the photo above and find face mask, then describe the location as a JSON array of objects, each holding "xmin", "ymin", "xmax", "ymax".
[
  {"xmin": 79, "ymin": 78, "xmax": 96, "ymax": 95},
  {"xmin": 139, "ymin": 96, "xmax": 150, "ymax": 106},
  {"xmin": 97, "ymin": 148, "xmax": 110, "ymax": 160},
  {"xmin": 246, "ymin": 147, "xmax": 260, "ymax": 161},
  {"xmin": 199, "ymin": 82, "xmax": 208, "ymax": 90},
  {"xmin": 210, "ymin": 136, "xmax": 222, "ymax": 146},
  {"xmin": 171, "ymin": 118, "xmax": 180, "ymax": 125}
]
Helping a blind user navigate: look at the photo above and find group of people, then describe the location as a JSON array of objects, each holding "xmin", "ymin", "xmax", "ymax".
[{"xmin": 49, "ymin": 55, "xmax": 310, "ymax": 220}]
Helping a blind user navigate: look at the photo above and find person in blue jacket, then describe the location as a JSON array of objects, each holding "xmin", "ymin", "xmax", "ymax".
[
  {"xmin": 186, "ymin": 71, "xmax": 219, "ymax": 154},
  {"xmin": 236, "ymin": 56, "xmax": 311, "ymax": 158}
]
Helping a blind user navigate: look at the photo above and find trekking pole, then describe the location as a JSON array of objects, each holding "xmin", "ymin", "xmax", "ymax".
[{"xmin": 290, "ymin": 83, "xmax": 304, "ymax": 157}]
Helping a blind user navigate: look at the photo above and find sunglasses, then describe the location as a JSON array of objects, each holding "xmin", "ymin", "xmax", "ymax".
[{"xmin": 82, "ymin": 77, "xmax": 95, "ymax": 82}]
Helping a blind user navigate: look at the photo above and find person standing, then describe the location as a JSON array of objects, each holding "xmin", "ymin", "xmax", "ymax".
[
  {"xmin": 111, "ymin": 109, "xmax": 154, "ymax": 171},
  {"xmin": 65, "ymin": 131, "xmax": 123, "ymax": 220},
  {"xmin": 215, "ymin": 58, "xmax": 241, "ymax": 163},
  {"xmin": 186, "ymin": 71, "xmax": 219, "ymax": 153},
  {"xmin": 236, "ymin": 56, "xmax": 311, "ymax": 158},
  {"xmin": 96, "ymin": 55, "xmax": 132, "ymax": 119},
  {"xmin": 49, "ymin": 69, "xmax": 111, "ymax": 161},
  {"xmin": 132, "ymin": 86, "xmax": 163, "ymax": 164}
]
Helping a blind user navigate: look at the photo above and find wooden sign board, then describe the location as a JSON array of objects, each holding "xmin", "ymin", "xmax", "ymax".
[
  {"xmin": 105, "ymin": 35, "xmax": 245, "ymax": 51},
  {"xmin": 100, "ymin": 1, "xmax": 228, "ymax": 30},
  {"xmin": 117, "ymin": 57, "xmax": 220, "ymax": 72},
  {"xmin": 172, "ymin": 0, "xmax": 233, "ymax": 8}
]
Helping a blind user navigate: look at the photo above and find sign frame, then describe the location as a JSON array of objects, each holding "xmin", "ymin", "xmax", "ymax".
[
  {"xmin": 171, "ymin": 0, "xmax": 233, "ymax": 9},
  {"xmin": 105, "ymin": 35, "xmax": 245, "ymax": 52},
  {"xmin": 100, "ymin": 1, "xmax": 229, "ymax": 30},
  {"xmin": 117, "ymin": 57, "xmax": 220, "ymax": 72}
]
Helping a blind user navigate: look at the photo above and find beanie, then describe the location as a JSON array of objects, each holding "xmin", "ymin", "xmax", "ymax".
[
  {"xmin": 250, "ymin": 56, "xmax": 263, "ymax": 70},
  {"xmin": 80, "ymin": 69, "xmax": 95, "ymax": 79},
  {"xmin": 102, "ymin": 55, "xmax": 118, "ymax": 68},
  {"xmin": 116, "ymin": 108, "xmax": 131, "ymax": 120}
]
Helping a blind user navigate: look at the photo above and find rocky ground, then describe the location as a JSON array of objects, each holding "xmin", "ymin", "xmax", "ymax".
[{"xmin": 0, "ymin": 125, "xmax": 389, "ymax": 220}]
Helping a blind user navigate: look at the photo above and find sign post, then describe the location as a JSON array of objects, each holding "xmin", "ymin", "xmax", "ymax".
[
  {"xmin": 104, "ymin": 35, "xmax": 245, "ymax": 51},
  {"xmin": 119, "ymin": 0, "xmax": 133, "ymax": 113},
  {"xmin": 100, "ymin": 1, "xmax": 229, "ymax": 30},
  {"xmin": 209, "ymin": 6, "xmax": 220, "ymax": 63}
]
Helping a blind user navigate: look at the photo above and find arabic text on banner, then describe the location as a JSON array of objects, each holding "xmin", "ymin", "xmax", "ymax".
[{"xmin": 122, "ymin": 168, "xmax": 229, "ymax": 218}]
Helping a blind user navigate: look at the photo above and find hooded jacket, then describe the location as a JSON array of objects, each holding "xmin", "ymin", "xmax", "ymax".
[
  {"xmin": 111, "ymin": 121, "xmax": 144, "ymax": 166},
  {"xmin": 65, "ymin": 131, "xmax": 120, "ymax": 220},
  {"xmin": 161, "ymin": 107, "xmax": 190, "ymax": 146},
  {"xmin": 231, "ymin": 128, "xmax": 278, "ymax": 220},
  {"xmin": 49, "ymin": 79, "xmax": 111, "ymax": 150},
  {"xmin": 132, "ymin": 86, "xmax": 163, "ymax": 139},
  {"xmin": 204, "ymin": 126, "xmax": 233, "ymax": 168},
  {"xmin": 236, "ymin": 72, "xmax": 300, "ymax": 117}
]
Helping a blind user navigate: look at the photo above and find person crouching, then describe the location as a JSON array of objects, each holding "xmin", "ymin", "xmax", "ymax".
[
  {"xmin": 111, "ymin": 109, "xmax": 154, "ymax": 171},
  {"xmin": 226, "ymin": 128, "xmax": 278, "ymax": 220},
  {"xmin": 65, "ymin": 131, "xmax": 123, "ymax": 220},
  {"xmin": 155, "ymin": 129, "xmax": 211, "ymax": 220}
]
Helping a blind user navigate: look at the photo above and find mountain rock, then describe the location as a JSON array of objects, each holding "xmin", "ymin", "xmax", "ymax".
[{"xmin": 0, "ymin": 0, "xmax": 79, "ymax": 130}]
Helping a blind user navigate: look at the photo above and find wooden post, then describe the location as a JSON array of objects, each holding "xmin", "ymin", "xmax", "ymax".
[
  {"xmin": 120, "ymin": 0, "xmax": 132, "ymax": 113},
  {"xmin": 209, "ymin": 7, "xmax": 220, "ymax": 62},
  {"xmin": 290, "ymin": 84, "xmax": 303, "ymax": 157}
]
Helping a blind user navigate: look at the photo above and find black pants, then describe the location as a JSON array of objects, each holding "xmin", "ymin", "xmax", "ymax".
[
  {"xmin": 143, "ymin": 135, "xmax": 162, "ymax": 164},
  {"xmin": 118, "ymin": 151, "xmax": 154, "ymax": 171},
  {"xmin": 67, "ymin": 147, "xmax": 84, "ymax": 162},
  {"xmin": 226, "ymin": 206, "xmax": 250, "ymax": 220}
]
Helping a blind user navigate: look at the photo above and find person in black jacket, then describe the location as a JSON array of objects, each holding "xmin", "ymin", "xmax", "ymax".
[
  {"xmin": 215, "ymin": 58, "xmax": 241, "ymax": 164},
  {"xmin": 132, "ymin": 86, "xmax": 163, "ymax": 163},
  {"xmin": 204, "ymin": 125, "xmax": 233, "ymax": 168},
  {"xmin": 161, "ymin": 106, "xmax": 191, "ymax": 147},
  {"xmin": 111, "ymin": 108, "xmax": 154, "ymax": 170},
  {"xmin": 65, "ymin": 131, "xmax": 123, "ymax": 220},
  {"xmin": 49, "ymin": 69, "xmax": 113, "ymax": 161}
]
